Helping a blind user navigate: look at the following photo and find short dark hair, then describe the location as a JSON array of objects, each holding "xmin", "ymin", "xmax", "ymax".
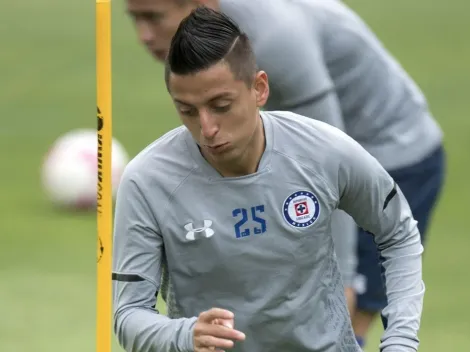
[{"xmin": 165, "ymin": 6, "xmax": 257, "ymax": 89}]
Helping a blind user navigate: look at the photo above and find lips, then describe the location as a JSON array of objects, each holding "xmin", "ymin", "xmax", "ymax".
[
  {"xmin": 205, "ymin": 143, "xmax": 229, "ymax": 154},
  {"xmin": 207, "ymin": 143, "xmax": 226, "ymax": 148},
  {"xmin": 207, "ymin": 143, "xmax": 227, "ymax": 149}
]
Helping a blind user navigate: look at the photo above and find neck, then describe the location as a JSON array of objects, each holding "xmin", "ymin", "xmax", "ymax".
[{"xmin": 207, "ymin": 115, "xmax": 265, "ymax": 178}]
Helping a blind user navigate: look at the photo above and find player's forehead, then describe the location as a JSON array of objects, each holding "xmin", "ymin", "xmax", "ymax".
[
  {"xmin": 126, "ymin": 0, "xmax": 173, "ymax": 12},
  {"xmin": 169, "ymin": 62, "xmax": 244, "ymax": 105}
]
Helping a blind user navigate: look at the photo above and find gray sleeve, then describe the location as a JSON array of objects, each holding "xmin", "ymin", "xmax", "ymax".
[
  {"xmin": 329, "ymin": 209, "xmax": 357, "ymax": 287},
  {"xmin": 258, "ymin": 18, "xmax": 345, "ymax": 131},
  {"xmin": 112, "ymin": 171, "xmax": 197, "ymax": 352},
  {"xmin": 336, "ymin": 136, "xmax": 424, "ymax": 352}
]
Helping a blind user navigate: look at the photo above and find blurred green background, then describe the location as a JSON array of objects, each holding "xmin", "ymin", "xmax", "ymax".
[{"xmin": 1, "ymin": 0, "xmax": 468, "ymax": 351}]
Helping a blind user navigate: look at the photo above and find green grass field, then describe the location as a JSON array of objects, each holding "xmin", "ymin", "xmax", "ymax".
[{"xmin": 1, "ymin": 1, "xmax": 469, "ymax": 351}]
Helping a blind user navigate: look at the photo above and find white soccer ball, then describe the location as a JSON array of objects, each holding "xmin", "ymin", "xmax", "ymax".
[{"xmin": 41, "ymin": 129, "xmax": 130, "ymax": 210}]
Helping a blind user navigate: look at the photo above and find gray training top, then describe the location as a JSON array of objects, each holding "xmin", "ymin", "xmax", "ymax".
[
  {"xmin": 112, "ymin": 111, "xmax": 425, "ymax": 352},
  {"xmin": 220, "ymin": 0, "xmax": 442, "ymax": 171}
]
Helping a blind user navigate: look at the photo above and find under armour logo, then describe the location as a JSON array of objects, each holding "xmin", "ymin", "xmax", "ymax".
[{"xmin": 184, "ymin": 220, "xmax": 215, "ymax": 241}]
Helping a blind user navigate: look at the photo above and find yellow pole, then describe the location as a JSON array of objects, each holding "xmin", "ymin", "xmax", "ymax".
[{"xmin": 96, "ymin": 1, "xmax": 112, "ymax": 351}]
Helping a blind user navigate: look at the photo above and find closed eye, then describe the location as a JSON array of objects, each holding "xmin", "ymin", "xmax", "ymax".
[
  {"xmin": 143, "ymin": 12, "xmax": 163, "ymax": 22},
  {"xmin": 127, "ymin": 11, "xmax": 163, "ymax": 24},
  {"xmin": 212, "ymin": 104, "xmax": 231, "ymax": 113},
  {"xmin": 179, "ymin": 107, "xmax": 198, "ymax": 117}
]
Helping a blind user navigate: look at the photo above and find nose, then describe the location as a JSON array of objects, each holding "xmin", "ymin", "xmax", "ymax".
[
  {"xmin": 199, "ymin": 110, "xmax": 219, "ymax": 140},
  {"xmin": 136, "ymin": 21, "xmax": 155, "ymax": 46}
]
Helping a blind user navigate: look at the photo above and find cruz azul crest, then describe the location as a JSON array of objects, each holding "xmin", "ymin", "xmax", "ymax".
[{"xmin": 283, "ymin": 190, "xmax": 320, "ymax": 228}]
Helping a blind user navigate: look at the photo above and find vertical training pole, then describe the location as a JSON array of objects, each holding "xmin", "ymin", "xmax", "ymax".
[{"xmin": 96, "ymin": 0, "xmax": 112, "ymax": 351}]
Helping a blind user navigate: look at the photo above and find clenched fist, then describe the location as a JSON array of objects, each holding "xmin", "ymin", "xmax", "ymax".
[{"xmin": 193, "ymin": 308, "xmax": 246, "ymax": 351}]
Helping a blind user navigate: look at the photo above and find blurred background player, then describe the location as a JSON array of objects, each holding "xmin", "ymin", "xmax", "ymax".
[
  {"xmin": 112, "ymin": 8, "xmax": 425, "ymax": 351},
  {"xmin": 125, "ymin": 0, "xmax": 446, "ymax": 347}
]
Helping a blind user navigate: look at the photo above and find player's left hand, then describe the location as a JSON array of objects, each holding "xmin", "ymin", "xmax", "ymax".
[
  {"xmin": 193, "ymin": 308, "xmax": 246, "ymax": 351},
  {"xmin": 212, "ymin": 318, "xmax": 235, "ymax": 329},
  {"xmin": 211, "ymin": 318, "xmax": 236, "ymax": 352}
]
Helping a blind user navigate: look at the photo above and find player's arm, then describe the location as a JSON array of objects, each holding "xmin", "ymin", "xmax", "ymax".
[
  {"xmin": 112, "ymin": 170, "xmax": 196, "ymax": 352},
  {"xmin": 335, "ymin": 134, "xmax": 424, "ymax": 352}
]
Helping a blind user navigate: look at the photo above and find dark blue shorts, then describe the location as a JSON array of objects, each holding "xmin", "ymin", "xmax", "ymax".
[{"xmin": 355, "ymin": 145, "xmax": 446, "ymax": 312}]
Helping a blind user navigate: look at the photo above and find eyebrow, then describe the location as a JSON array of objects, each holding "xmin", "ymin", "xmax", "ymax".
[{"xmin": 173, "ymin": 92, "xmax": 234, "ymax": 106}]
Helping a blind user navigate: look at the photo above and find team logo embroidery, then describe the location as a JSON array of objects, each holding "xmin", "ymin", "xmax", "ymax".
[
  {"xmin": 184, "ymin": 220, "xmax": 215, "ymax": 241},
  {"xmin": 283, "ymin": 190, "xmax": 320, "ymax": 228}
]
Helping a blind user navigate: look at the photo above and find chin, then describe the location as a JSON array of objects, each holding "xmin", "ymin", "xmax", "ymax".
[
  {"xmin": 151, "ymin": 50, "xmax": 167, "ymax": 62},
  {"xmin": 207, "ymin": 148, "xmax": 236, "ymax": 162}
]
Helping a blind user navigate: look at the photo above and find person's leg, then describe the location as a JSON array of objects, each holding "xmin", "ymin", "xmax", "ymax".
[
  {"xmin": 352, "ymin": 145, "xmax": 446, "ymax": 347},
  {"xmin": 344, "ymin": 286, "xmax": 357, "ymax": 318}
]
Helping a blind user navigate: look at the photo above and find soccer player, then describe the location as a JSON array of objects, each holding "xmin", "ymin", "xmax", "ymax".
[
  {"xmin": 125, "ymin": 0, "xmax": 446, "ymax": 346},
  {"xmin": 112, "ymin": 7, "xmax": 425, "ymax": 352}
]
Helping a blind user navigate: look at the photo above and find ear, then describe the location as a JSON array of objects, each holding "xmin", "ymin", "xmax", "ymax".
[{"xmin": 254, "ymin": 71, "xmax": 270, "ymax": 107}]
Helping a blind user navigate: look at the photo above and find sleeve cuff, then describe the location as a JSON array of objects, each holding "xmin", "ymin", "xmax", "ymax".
[
  {"xmin": 180, "ymin": 317, "xmax": 198, "ymax": 352},
  {"xmin": 380, "ymin": 338, "xmax": 418, "ymax": 352}
]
